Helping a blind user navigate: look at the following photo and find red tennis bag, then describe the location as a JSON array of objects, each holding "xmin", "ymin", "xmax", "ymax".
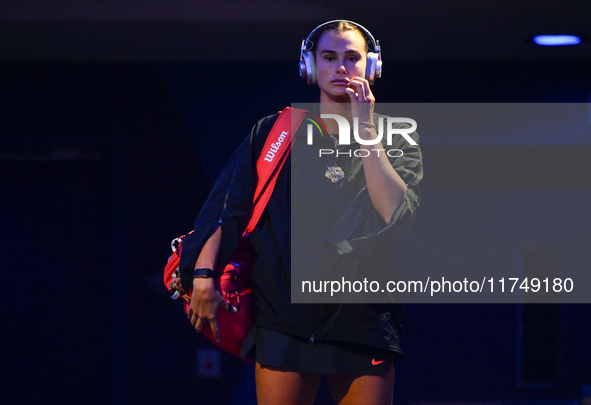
[
  {"xmin": 163, "ymin": 107, "xmax": 307, "ymax": 362},
  {"xmin": 163, "ymin": 233, "xmax": 256, "ymax": 363}
]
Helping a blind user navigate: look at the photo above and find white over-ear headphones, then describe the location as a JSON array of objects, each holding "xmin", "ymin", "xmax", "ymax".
[{"xmin": 299, "ymin": 20, "xmax": 382, "ymax": 85}]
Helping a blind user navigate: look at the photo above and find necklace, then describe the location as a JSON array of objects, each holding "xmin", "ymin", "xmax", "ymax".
[{"xmin": 325, "ymin": 133, "xmax": 344, "ymax": 183}]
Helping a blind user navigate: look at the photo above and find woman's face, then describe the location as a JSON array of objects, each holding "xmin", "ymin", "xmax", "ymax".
[{"xmin": 314, "ymin": 29, "xmax": 367, "ymax": 103}]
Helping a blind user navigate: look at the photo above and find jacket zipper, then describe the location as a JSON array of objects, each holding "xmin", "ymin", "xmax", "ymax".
[{"xmin": 309, "ymin": 304, "xmax": 318, "ymax": 343}]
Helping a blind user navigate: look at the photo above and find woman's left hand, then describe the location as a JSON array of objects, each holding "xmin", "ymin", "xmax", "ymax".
[{"xmin": 345, "ymin": 77, "xmax": 375, "ymax": 126}]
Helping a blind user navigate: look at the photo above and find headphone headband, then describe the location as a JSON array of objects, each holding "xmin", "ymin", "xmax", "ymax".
[
  {"xmin": 303, "ymin": 20, "xmax": 381, "ymax": 54},
  {"xmin": 299, "ymin": 20, "xmax": 382, "ymax": 85}
]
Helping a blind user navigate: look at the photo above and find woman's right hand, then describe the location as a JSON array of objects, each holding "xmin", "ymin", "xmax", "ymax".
[{"xmin": 188, "ymin": 277, "xmax": 233, "ymax": 342}]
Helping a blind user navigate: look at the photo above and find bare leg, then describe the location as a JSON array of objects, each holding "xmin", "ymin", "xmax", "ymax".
[
  {"xmin": 326, "ymin": 362, "xmax": 395, "ymax": 405},
  {"xmin": 255, "ymin": 362, "xmax": 322, "ymax": 405}
]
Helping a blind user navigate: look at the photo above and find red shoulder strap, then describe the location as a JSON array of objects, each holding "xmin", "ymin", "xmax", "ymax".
[{"xmin": 246, "ymin": 107, "xmax": 307, "ymax": 233}]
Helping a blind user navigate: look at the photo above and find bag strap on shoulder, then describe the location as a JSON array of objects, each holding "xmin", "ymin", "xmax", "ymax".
[{"xmin": 246, "ymin": 107, "xmax": 307, "ymax": 233}]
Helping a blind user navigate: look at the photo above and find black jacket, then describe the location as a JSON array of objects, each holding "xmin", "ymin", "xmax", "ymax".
[{"xmin": 180, "ymin": 110, "xmax": 422, "ymax": 353}]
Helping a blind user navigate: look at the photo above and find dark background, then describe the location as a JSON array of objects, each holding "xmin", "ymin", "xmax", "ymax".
[{"xmin": 1, "ymin": 1, "xmax": 590, "ymax": 404}]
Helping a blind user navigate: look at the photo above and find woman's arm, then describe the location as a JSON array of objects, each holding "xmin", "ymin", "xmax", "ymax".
[
  {"xmin": 357, "ymin": 135, "xmax": 407, "ymax": 224},
  {"xmin": 346, "ymin": 78, "xmax": 408, "ymax": 224},
  {"xmin": 187, "ymin": 225, "xmax": 232, "ymax": 342}
]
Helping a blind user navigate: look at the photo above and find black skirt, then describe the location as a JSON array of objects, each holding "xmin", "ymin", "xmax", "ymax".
[{"xmin": 240, "ymin": 326, "xmax": 401, "ymax": 375}]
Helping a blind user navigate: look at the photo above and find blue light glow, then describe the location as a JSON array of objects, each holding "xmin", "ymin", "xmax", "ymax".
[{"xmin": 534, "ymin": 35, "xmax": 581, "ymax": 46}]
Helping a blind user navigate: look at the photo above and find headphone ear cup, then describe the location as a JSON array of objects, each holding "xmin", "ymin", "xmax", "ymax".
[
  {"xmin": 303, "ymin": 51, "xmax": 316, "ymax": 85},
  {"xmin": 366, "ymin": 52, "xmax": 378, "ymax": 85}
]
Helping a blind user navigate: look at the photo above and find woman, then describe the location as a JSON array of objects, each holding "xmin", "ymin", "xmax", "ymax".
[{"xmin": 179, "ymin": 20, "xmax": 422, "ymax": 405}]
